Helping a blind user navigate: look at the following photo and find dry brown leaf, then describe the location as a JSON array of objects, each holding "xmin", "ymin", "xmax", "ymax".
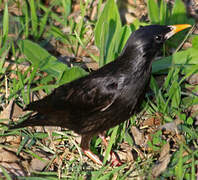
[
  {"xmin": 8, "ymin": 1, "xmax": 24, "ymax": 16},
  {"xmin": 116, "ymin": 150, "xmax": 130, "ymax": 162},
  {"xmin": 117, "ymin": 143, "xmax": 134, "ymax": 162},
  {"xmin": 152, "ymin": 154, "xmax": 170, "ymax": 177},
  {"xmin": 159, "ymin": 119, "xmax": 182, "ymax": 134},
  {"xmin": 90, "ymin": 2, "xmax": 98, "ymax": 20},
  {"xmin": 0, "ymin": 162, "xmax": 26, "ymax": 177},
  {"xmin": 159, "ymin": 143, "xmax": 170, "ymax": 161},
  {"xmin": 6, "ymin": 135, "xmax": 21, "ymax": 145},
  {"xmin": 131, "ymin": 126, "xmax": 145, "ymax": 146},
  {"xmin": 189, "ymin": 104, "xmax": 198, "ymax": 125},
  {"xmin": 11, "ymin": 103, "xmax": 24, "ymax": 119},
  {"xmin": 3, "ymin": 61, "xmax": 29, "ymax": 79},
  {"xmin": 0, "ymin": 100, "xmax": 14, "ymax": 120},
  {"xmin": 187, "ymin": 73, "xmax": 198, "ymax": 85},
  {"xmin": 141, "ymin": 113, "xmax": 162, "ymax": 129},
  {"xmin": 0, "ymin": 148, "xmax": 18, "ymax": 163},
  {"xmin": 152, "ymin": 143, "xmax": 171, "ymax": 177},
  {"xmin": 142, "ymin": 117, "xmax": 155, "ymax": 127},
  {"xmin": 30, "ymin": 158, "xmax": 49, "ymax": 172},
  {"xmin": 133, "ymin": 146, "xmax": 145, "ymax": 159}
]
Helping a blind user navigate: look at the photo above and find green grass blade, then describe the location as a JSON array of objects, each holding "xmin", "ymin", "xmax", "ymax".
[
  {"xmin": 29, "ymin": 0, "xmax": 38, "ymax": 38},
  {"xmin": 39, "ymin": 9, "xmax": 50, "ymax": 38},
  {"xmin": 23, "ymin": 1, "xmax": 29, "ymax": 38},
  {"xmin": 0, "ymin": 45, "xmax": 10, "ymax": 74},
  {"xmin": 98, "ymin": 164, "xmax": 126, "ymax": 180},
  {"xmin": 61, "ymin": 0, "xmax": 71, "ymax": 26},
  {"xmin": 115, "ymin": 25, "xmax": 132, "ymax": 55},
  {"xmin": 58, "ymin": 66, "xmax": 88, "ymax": 85},
  {"xmin": 159, "ymin": 0, "xmax": 167, "ymax": 25},
  {"xmin": 99, "ymin": 22, "xmax": 108, "ymax": 66},
  {"xmin": 175, "ymin": 144, "xmax": 184, "ymax": 180},
  {"xmin": 95, "ymin": 0, "xmax": 122, "ymax": 66},
  {"xmin": 147, "ymin": 0, "xmax": 160, "ymax": 24},
  {"xmin": 103, "ymin": 125, "xmax": 119, "ymax": 165},
  {"xmin": 191, "ymin": 154, "xmax": 195, "ymax": 180},
  {"xmin": 74, "ymin": 0, "xmax": 89, "ymax": 55},
  {"xmin": 97, "ymin": 0, "xmax": 103, "ymax": 18},
  {"xmin": 74, "ymin": 30, "xmax": 98, "ymax": 62},
  {"xmin": 171, "ymin": 0, "xmax": 187, "ymax": 24},
  {"xmin": 170, "ymin": 81, "xmax": 181, "ymax": 109},
  {"xmin": 2, "ymin": 2, "xmax": 9, "ymax": 46},
  {"xmin": 18, "ymin": 40, "xmax": 67, "ymax": 79},
  {"xmin": 0, "ymin": 166, "xmax": 12, "ymax": 180}
]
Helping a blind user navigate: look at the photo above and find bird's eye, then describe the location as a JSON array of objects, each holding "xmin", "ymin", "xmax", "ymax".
[{"xmin": 154, "ymin": 35, "xmax": 163, "ymax": 42}]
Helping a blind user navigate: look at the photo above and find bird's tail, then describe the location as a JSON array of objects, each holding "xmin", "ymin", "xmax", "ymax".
[
  {"xmin": 9, "ymin": 113, "xmax": 50, "ymax": 129},
  {"xmin": 23, "ymin": 99, "xmax": 48, "ymax": 112}
]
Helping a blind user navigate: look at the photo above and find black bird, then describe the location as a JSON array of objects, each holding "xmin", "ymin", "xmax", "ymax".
[{"xmin": 12, "ymin": 24, "xmax": 191, "ymax": 165}]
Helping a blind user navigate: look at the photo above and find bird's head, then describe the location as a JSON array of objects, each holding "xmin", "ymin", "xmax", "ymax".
[{"xmin": 121, "ymin": 24, "xmax": 191, "ymax": 61}]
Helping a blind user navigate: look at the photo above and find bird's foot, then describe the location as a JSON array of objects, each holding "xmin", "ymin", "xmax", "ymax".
[
  {"xmin": 99, "ymin": 133, "xmax": 122, "ymax": 166},
  {"xmin": 81, "ymin": 134, "xmax": 122, "ymax": 166},
  {"xmin": 110, "ymin": 151, "xmax": 122, "ymax": 166},
  {"xmin": 82, "ymin": 148, "xmax": 121, "ymax": 166},
  {"xmin": 82, "ymin": 149, "xmax": 103, "ymax": 166}
]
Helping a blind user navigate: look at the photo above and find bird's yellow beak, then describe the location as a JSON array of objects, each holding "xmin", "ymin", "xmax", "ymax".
[
  {"xmin": 171, "ymin": 24, "xmax": 192, "ymax": 33},
  {"xmin": 165, "ymin": 24, "xmax": 191, "ymax": 39}
]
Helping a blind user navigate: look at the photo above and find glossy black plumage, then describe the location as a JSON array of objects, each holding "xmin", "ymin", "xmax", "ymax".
[{"xmin": 12, "ymin": 24, "xmax": 190, "ymax": 164}]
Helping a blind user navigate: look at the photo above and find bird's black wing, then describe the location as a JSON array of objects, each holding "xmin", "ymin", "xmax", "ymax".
[
  {"xmin": 54, "ymin": 76, "xmax": 119, "ymax": 112},
  {"xmin": 25, "ymin": 73, "xmax": 125, "ymax": 114}
]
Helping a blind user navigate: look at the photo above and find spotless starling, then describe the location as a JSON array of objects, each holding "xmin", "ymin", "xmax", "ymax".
[{"xmin": 12, "ymin": 24, "xmax": 191, "ymax": 165}]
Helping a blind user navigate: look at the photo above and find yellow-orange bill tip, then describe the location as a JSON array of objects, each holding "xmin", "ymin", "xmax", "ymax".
[
  {"xmin": 171, "ymin": 24, "xmax": 192, "ymax": 33},
  {"xmin": 165, "ymin": 24, "xmax": 191, "ymax": 39}
]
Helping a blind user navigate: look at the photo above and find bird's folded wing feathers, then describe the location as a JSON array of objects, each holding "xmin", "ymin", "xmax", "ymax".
[{"xmin": 25, "ymin": 76, "xmax": 122, "ymax": 113}]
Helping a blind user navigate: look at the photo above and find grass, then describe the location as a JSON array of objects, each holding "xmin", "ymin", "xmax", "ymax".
[{"xmin": 0, "ymin": 0, "xmax": 198, "ymax": 179}]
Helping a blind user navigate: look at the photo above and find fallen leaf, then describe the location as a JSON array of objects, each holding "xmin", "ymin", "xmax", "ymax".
[
  {"xmin": 187, "ymin": 73, "xmax": 198, "ymax": 85},
  {"xmin": 30, "ymin": 158, "xmax": 49, "ymax": 172},
  {"xmin": 159, "ymin": 143, "xmax": 170, "ymax": 161},
  {"xmin": 11, "ymin": 103, "xmax": 24, "ymax": 119},
  {"xmin": 0, "ymin": 148, "xmax": 18, "ymax": 163},
  {"xmin": 152, "ymin": 143, "xmax": 171, "ymax": 177},
  {"xmin": 117, "ymin": 143, "xmax": 134, "ymax": 162},
  {"xmin": 0, "ymin": 100, "xmax": 14, "ymax": 120},
  {"xmin": 6, "ymin": 135, "xmax": 21, "ymax": 145},
  {"xmin": 143, "ymin": 113, "xmax": 162, "ymax": 127},
  {"xmin": 131, "ymin": 126, "xmax": 145, "ymax": 146},
  {"xmin": 159, "ymin": 119, "xmax": 182, "ymax": 134},
  {"xmin": 0, "ymin": 162, "xmax": 26, "ymax": 177}
]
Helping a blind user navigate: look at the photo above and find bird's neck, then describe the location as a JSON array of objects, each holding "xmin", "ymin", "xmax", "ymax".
[{"xmin": 119, "ymin": 45, "xmax": 154, "ymax": 76}]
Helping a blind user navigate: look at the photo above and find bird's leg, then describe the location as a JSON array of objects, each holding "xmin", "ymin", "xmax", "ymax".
[
  {"xmin": 99, "ymin": 133, "xmax": 122, "ymax": 166},
  {"xmin": 81, "ymin": 134, "xmax": 103, "ymax": 166}
]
